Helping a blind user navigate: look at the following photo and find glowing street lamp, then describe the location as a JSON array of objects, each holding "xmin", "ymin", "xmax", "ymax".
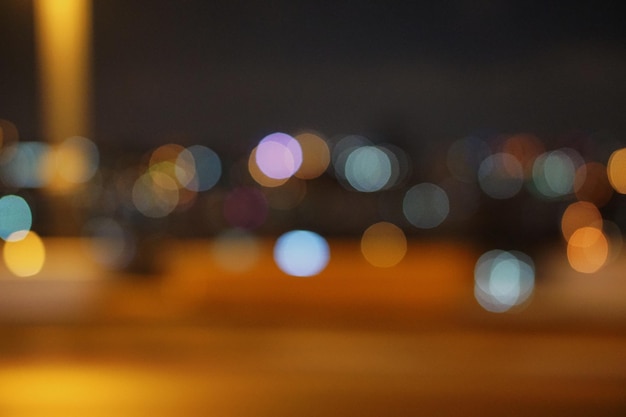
[{"xmin": 34, "ymin": 0, "xmax": 92, "ymax": 143}]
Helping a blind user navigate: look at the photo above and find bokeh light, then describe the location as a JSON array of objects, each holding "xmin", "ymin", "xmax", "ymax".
[
  {"xmin": 360, "ymin": 222, "xmax": 407, "ymax": 268},
  {"xmin": 560, "ymin": 201, "xmax": 602, "ymax": 242},
  {"xmin": 0, "ymin": 142, "xmax": 52, "ymax": 188},
  {"xmin": 403, "ymin": 183, "xmax": 449, "ymax": 229},
  {"xmin": 248, "ymin": 146, "xmax": 289, "ymax": 187},
  {"xmin": 54, "ymin": 136, "xmax": 99, "ymax": 183},
  {"xmin": 132, "ymin": 172, "xmax": 179, "ymax": 218},
  {"xmin": 331, "ymin": 134, "xmax": 371, "ymax": 182},
  {"xmin": 567, "ymin": 226, "xmax": 609, "ymax": 273},
  {"xmin": 2, "ymin": 231, "xmax": 46, "ymax": 277},
  {"xmin": 344, "ymin": 146, "xmax": 392, "ymax": 192},
  {"xmin": 477, "ymin": 152, "xmax": 524, "ymax": 199},
  {"xmin": 531, "ymin": 149, "xmax": 579, "ymax": 198},
  {"xmin": 502, "ymin": 133, "xmax": 545, "ymax": 178},
  {"xmin": 0, "ymin": 195, "xmax": 32, "ymax": 241},
  {"xmin": 211, "ymin": 229, "xmax": 260, "ymax": 273},
  {"xmin": 294, "ymin": 132, "xmax": 330, "ymax": 180},
  {"xmin": 474, "ymin": 250, "xmax": 535, "ymax": 313},
  {"xmin": 274, "ymin": 230, "xmax": 330, "ymax": 277},
  {"xmin": 607, "ymin": 148, "xmax": 626, "ymax": 194},
  {"xmin": 175, "ymin": 145, "xmax": 221, "ymax": 192},
  {"xmin": 255, "ymin": 132, "xmax": 302, "ymax": 180},
  {"xmin": 379, "ymin": 144, "xmax": 410, "ymax": 189}
]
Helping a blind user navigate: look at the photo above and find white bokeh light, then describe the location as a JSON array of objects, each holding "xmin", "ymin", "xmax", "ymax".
[
  {"xmin": 273, "ymin": 230, "xmax": 330, "ymax": 277},
  {"xmin": 474, "ymin": 250, "xmax": 535, "ymax": 313}
]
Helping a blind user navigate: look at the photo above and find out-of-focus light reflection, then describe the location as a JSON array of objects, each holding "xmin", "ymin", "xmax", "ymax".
[
  {"xmin": 82, "ymin": 217, "xmax": 136, "ymax": 270},
  {"xmin": 345, "ymin": 146, "xmax": 392, "ymax": 192},
  {"xmin": 560, "ymin": 201, "xmax": 602, "ymax": 242},
  {"xmin": 474, "ymin": 250, "xmax": 534, "ymax": 313},
  {"xmin": 567, "ymin": 226, "xmax": 609, "ymax": 273},
  {"xmin": 607, "ymin": 148, "xmax": 626, "ymax": 194},
  {"xmin": 360, "ymin": 222, "xmax": 407, "ymax": 268},
  {"xmin": 446, "ymin": 136, "xmax": 490, "ymax": 183},
  {"xmin": 531, "ymin": 149, "xmax": 579, "ymax": 198},
  {"xmin": 175, "ymin": 145, "xmax": 221, "ymax": 191},
  {"xmin": 248, "ymin": 146, "xmax": 289, "ymax": 187},
  {"xmin": 403, "ymin": 183, "xmax": 449, "ymax": 229},
  {"xmin": 223, "ymin": 186, "xmax": 268, "ymax": 229},
  {"xmin": 255, "ymin": 132, "xmax": 302, "ymax": 180},
  {"xmin": 132, "ymin": 172, "xmax": 179, "ymax": 218},
  {"xmin": 478, "ymin": 152, "xmax": 524, "ymax": 199},
  {"xmin": 3, "ymin": 231, "xmax": 46, "ymax": 277},
  {"xmin": 332, "ymin": 134, "xmax": 370, "ymax": 182},
  {"xmin": 294, "ymin": 132, "xmax": 330, "ymax": 179},
  {"xmin": 211, "ymin": 229, "xmax": 260, "ymax": 273},
  {"xmin": 0, "ymin": 142, "xmax": 52, "ymax": 188},
  {"xmin": 274, "ymin": 230, "xmax": 329, "ymax": 277},
  {"xmin": 0, "ymin": 195, "xmax": 32, "ymax": 241},
  {"xmin": 574, "ymin": 162, "xmax": 613, "ymax": 207},
  {"xmin": 379, "ymin": 144, "xmax": 410, "ymax": 189},
  {"xmin": 150, "ymin": 144, "xmax": 185, "ymax": 168},
  {"xmin": 44, "ymin": 136, "xmax": 100, "ymax": 194}
]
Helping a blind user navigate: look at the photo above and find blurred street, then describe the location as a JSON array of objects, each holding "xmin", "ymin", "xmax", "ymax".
[{"xmin": 1, "ymin": 238, "xmax": 625, "ymax": 416}]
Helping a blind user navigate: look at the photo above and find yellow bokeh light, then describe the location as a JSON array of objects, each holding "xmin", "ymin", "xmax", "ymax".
[
  {"xmin": 3, "ymin": 231, "xmax": 46, "ymax": 277},
  {"xmin": 360, "ymin": 222, "xmax": 407, "ymax": 268},
  {"xmin": 560, "ymin": 201, "xmax": 602, "ymax": 242},
  {"xmin": 45, "ymin": 136, "xmax": 100, "ymax": 194},
  {"xmin": 567, "ymin": 226, "xmax": 608, "ymax": 274},
  {"xmin": 294, "ymin": 132, "xmax": 331, "ymax": 179},
  {"xmin": 150, "ymin": 143, "xmax": 185, "ymax": 167},
  {"xmin": 607, "ymin": 148, "xmax": 626, "ymax": 194}
]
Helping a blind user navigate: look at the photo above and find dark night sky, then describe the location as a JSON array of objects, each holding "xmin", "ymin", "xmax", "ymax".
[{"xmin": 2, "ymin": 0, "xmax": 626, "ymax": 154}]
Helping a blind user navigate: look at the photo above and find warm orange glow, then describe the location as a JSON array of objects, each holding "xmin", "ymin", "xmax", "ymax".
[
  {"xmin": 607, "ymin": 148, "xmax": 626, "ymax": 194},
  {"xmin": 2, "ymin": 231, "xmax": 46, "ymax": 277},
  {"xmin": 574, "ymin": 162, "xmax": 613, "ymax": 207},
  {"xmin": 44, "ymin": 136, "xmax": 100, "ymax": 194},
  {"xmin": 560, "ymin": 201, "xmax": 602, "ymax": 242},
  {"xmin": 360, "ymin": 222, "xmax": 407, "ymax": 268},
  {"xmin": 34, "ymin": 0, "xmax": 92, "ymax": 142},
  {"xmin": 294, "ymin": 132, "xmax": 331, "ymax": 179},
  {"xmin": 567, "ymin": 226, "xmax": 608, "ymax": 274},
  {"xmin": 150, "ymin": 144, "xmax": 185, "ymax": 167}
]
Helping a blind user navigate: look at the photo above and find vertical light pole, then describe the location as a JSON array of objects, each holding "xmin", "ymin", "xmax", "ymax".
[
  {"xmin": 33, "ymin": 0, "xmax": 92, "ymax": 233},
  {"xmin": 34, "ymin": 0, "xmax": 92, "ymax": 143}
]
